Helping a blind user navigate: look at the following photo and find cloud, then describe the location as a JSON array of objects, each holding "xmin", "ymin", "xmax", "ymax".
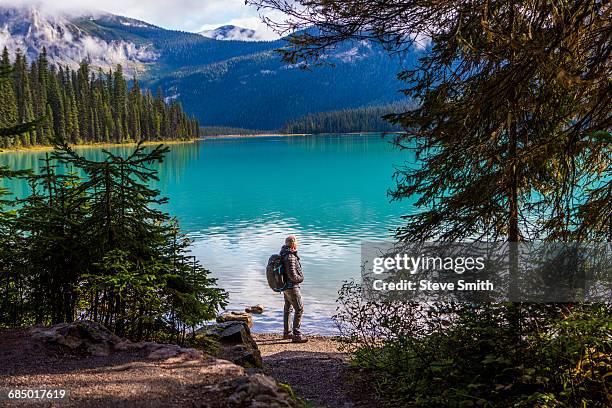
[
  {"xmin": 0, "ymin": 0, "xmax": 283, "ymax": 39},
  {"xmin": 197, "ymin": 12, "xmax": 288, "ymax": 41}
]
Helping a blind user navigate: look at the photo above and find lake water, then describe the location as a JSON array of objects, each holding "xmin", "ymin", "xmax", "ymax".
[{"xmin": 0, "ymin": 134, "xmax": 417, "ymax": 334}]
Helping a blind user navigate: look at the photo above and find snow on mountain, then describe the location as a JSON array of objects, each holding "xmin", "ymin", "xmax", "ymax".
[
  {"xmin": 199, "ymin": 25, "xmax": 258, "ymax": 41},
  {"xmin": 0, "ymin": 5, "xmax": 158, "ymax": 73}
]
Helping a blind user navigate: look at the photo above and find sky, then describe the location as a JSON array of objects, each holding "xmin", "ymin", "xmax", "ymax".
[{"xmin": 0, "ymin": 0, "xmax": 285, "ymax": 39}]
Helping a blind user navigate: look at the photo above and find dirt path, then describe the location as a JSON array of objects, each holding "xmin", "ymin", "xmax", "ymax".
[
  {"xmin": 0, "ymin": 327, "xmax": 296, "ymax": 408},
  {"xmin": 253, "ymin": 334, "xmax": 378, "ymax": 408}
]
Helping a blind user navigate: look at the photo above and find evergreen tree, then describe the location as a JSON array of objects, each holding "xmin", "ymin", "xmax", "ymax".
[
  {"xmin": 0, "ymin": 66, "xmax": 39, "ymax": 326},
  {"xmin": 0, "ymin": 52, "xmax": 199, "ymax": 147},
  {"xmin": 251, "ymin": 0, "xmax": 611, "ymax": 243},
  {"xmin": 13, "ymin": 50, "xmax": 34, "ymax": 146},
  {"xmin": 128, "ymin": 77, "xmax": 143, "ymax": 140},
  {"xmin": 249, "ymin": 2, "xmax": 612, "ymax": 405},
  {"xmin": 282, "ymin": 102, "xmax": 410, "ymax": 134},
  {"xmin": 1, "ymin": 57, "xmax": 213, "ymax": 336},
  {"xmin": 1, "ymin": 139, "xmax": 227, "ymax": 337},
  {"xmin": 0, "ymin": 48, "xmax": 18, "ymax": 146}
]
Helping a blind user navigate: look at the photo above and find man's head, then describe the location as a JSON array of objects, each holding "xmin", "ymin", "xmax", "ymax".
[{"xmin": 285, "ymin": 235, "xmax": 298, "ymax": 251}]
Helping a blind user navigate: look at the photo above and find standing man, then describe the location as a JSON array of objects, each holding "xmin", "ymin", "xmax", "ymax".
[{"xmin": 280, "ymin": 235, "xmax": 307, "ymax": 343}]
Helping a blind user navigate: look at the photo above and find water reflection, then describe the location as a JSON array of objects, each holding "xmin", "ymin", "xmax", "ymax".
[{"xmin": 1, "ymin": 134, "xmax": 416, "ymax": 334}]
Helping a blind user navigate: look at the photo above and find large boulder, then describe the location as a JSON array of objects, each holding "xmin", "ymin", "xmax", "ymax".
[
  {"xmin": 30, "ymin": 321, "xmax": 202, "ymax": 360},
  {"xmin": 30, "ymin": 321, "xmax": 122, "ymax": 356},
  {"xmin": 217, "ymin": 311, "xmax": 254, "ymax": 328},
  {"xmin": 197, "ymin": 321, "xmax": 262, "ymax": 369}
]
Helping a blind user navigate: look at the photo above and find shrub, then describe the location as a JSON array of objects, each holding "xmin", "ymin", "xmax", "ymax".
[{"xmin": 335, "ymin": 281, "xmax": 612, "ymax": 407}]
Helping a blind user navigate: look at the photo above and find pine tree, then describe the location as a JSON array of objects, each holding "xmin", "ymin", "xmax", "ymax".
[
  {"xmin": 128, "ymin": 77, "xmax": 142, "ymax": 140},
  {"xmin": 47, "ymin": 70, "xmax": 66, "ymax": 140},
  {"xmin": 13, "ymin": 50, "xmax": 35, "ymax": 146},
  {"xmin": 2, "ymin": 52, "xmax": 199, "ymax": 147},
  {"xmin": 0, "ymin": 48, "xmax": 18, "ymax": 147},
  {"xmin": 41, "ymin": 142, "xmax": 227, "ymax": 338},
  {"xmin": 112, "ymin": 65, "xmax": 128, "ymax": 142},
  {"xmin": 0, "ymin": 66, "xmax": 39, "ymax": 326}
]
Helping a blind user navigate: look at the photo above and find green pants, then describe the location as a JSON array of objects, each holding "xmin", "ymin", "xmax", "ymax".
[{"xmin": 283, "ymin": 287, "xmax": 303, "ymax": 335}]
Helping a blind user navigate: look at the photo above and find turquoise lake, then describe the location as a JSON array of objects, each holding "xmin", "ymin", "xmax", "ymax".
[{"xmin": 0, "ymin": 133, "xmax": 417, "ymax": 334}]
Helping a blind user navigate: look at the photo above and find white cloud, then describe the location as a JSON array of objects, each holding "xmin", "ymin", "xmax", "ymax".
[
  {"xmin": 0, "ymin": 0, "xmax": 283, "ymax": 39},
  {"xmin": 197, "ymin": 14, "xmax": 287, "ymax": 41}
]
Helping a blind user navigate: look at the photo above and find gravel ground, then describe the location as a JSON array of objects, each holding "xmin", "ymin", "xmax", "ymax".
[
  {"xmin": 0, "ymin": 328, "xmax": 245, "ymax": 407},
  {"xmin": 253, "ymin": 334, "xmax": 379, "ymax": 408},
  {"xmin": 0, "ymin": 328, "xmax": 378, "ymax": 408}
]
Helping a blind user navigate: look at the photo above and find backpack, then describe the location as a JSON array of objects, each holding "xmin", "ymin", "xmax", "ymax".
[{"xmin": 266, "ymin": 254, "xmax": 286, "ymax": 292}]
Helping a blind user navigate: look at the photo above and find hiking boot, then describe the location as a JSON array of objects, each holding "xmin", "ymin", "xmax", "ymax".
[
  {"xmin": 282, "ymin": 333, "xmax": 292, "ymax": 340},
  {"xmin": 292, "ymin": 335, "xmax": 308, "ymax": 343}
]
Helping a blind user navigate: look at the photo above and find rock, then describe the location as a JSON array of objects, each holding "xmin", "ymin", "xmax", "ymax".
[
  {"xmin": 113, "ymin": 340, "xmax": 137, "ymax": 351},
  {"xmin": 23, "ymin": 323, "xmax": 297, "ymax": 407},
  {"xmin": 30, "ymin": 321, "xmax": 202, "ymax": 361},
  {"xmin": 202, "ymin": 357, "xmax": 246, "ymax": 377},
  {"xmin": 217, "ymin": 311, "xmax": 254, "ymax": 328},
  {"xmin": 197, "ymin": 321, "xmax": 262, "ymax": 369},
  {"xmin": 224, "ymin": 344, "xmax": 263, "ymax": 369},
  {"xmin": 199, "ymin": 321, "xmax": 255, "ymax": 346},
  {"xmin": 147, "ymin": 345, "xmax": 201, "ymax": 360},
  {"xmin": 245, "ymin": 304, "xmax": 264, "ymax": 314},
  {"xmin": 197, "ymin": 322, "xmax": 230, "ymax": 338},
  {"xmin": 30, "ymin": 320, "xmax": 122, "ymax": 356},
  {"xmin": 226, "ymin": 374, "xmax": 300, "ymax": 407}
]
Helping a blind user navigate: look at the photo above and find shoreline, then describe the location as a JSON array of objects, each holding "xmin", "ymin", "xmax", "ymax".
[
  {"xmin": 0, "ymin": 139, "xmax": 198, "ymax": 154},
  {"xmin": 0, "ymin": 132, "xmax": 403, "ymax": 153},
  {"xmin": 201, "ymin": 133, "xmax": 309, "ymax": 139}
]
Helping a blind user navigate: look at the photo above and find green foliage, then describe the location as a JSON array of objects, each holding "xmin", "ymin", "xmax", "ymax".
[
  {"xmin": 250, "ymin": 0, "xmax": 611, "ymax": 242},
  {"xmin": 281, "ymin": 102, "xmax": 411, "ymax": 134},
  {"xmin": 0, "ymin": 141, "xmax": 227, "ymax": 343},
  {"xmin": 199, "ymin": 126, "xmax": 272, "ymax": 136},
  {"xmin": 0, "ymin": 47, "xmax": 199, "ymax": 149},
  {"xmin": 336, "ymin": 282, "xmax": 612, "ymax": 407},
  {"xmin": 255, "ymin": 3, "xmax": 612, "ymax": 406}
]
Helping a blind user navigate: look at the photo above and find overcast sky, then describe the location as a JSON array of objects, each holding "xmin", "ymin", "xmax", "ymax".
[{"xmin": 0, "ymin": 0, "xmax": 284, "ymax": 39}]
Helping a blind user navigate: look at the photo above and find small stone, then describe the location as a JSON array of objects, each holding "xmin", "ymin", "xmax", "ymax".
[
  {"xmin": 216, "ymin": 311, "xmax": 254, "ymax": 328},
  {"xmin": 226, "ymin": 374, "xmax": 299, "ymax": 407},
  {"xmin": 245, "ymin": 304, "xmax": 264, "ymax": 314}
]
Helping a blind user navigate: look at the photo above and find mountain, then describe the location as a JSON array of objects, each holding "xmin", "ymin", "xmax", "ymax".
[
  {"xmin": 199, "ymin": 25, "xmax": 257, "ymax": 41},
  {"xmin": 0, "ymin": 4, "xmax": 409, "ymax": 130},
  {"xmin": 0, "ymin": 6, "xmax": 159, "ymax": 73}
]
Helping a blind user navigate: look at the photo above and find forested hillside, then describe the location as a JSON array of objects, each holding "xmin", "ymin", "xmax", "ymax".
[
  {"xmin": 150, "ymin": 43, "xmax": 404, "ymax": 129},
  {"xmin": 281, "ymin": 103, "xmax": 411, "ymax": 134},
  {"xmin": 0, "ymin": 5, "xmax": 407, "ymax": 130},
  {"xmin": 0, "ymin": 47, "xmax": 199, "ymax": 148}
]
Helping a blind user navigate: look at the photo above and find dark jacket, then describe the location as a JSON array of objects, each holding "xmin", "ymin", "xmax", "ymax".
[{"xmin": 280, "ymin": 245, "xmax": 304, "ymax": 287}]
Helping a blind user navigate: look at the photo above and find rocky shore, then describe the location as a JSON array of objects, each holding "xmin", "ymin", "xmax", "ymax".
[
  {"xmin": 0, "ymin": 321, "xmax": 298, "ymax": 407},
  {"xmin": 0, "ymin": 313, "xmax": 377, "ymax": 407}
]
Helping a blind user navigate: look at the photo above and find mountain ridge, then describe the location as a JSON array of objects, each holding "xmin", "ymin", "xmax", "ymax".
[{"xmin": 0, "ymin": 4, "xmax": 408, "ymax": 129}]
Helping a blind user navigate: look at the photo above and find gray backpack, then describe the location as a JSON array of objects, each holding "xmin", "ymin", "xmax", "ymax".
[{"xmin": 266, "ymin": 254, "xmax": 286, "ymax": 292}]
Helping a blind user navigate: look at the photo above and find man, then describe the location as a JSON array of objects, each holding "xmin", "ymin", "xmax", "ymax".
[{"xmin": 280, "ymin": 235, "xmax": 307, "ymax": 343}]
